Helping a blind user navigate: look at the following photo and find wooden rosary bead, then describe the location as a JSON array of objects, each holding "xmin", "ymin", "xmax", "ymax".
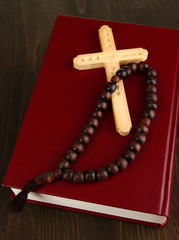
[
  {"xmin": 116, "ymin": 69, "xmax": 128, "ymax": 79},
  {"xmin": 123, "ymin": 66, "xmax": 132, "ymax": 76},
  {"xmin": 143, "ymin": 109, "xmax": 156, "ymax": 120},
  {"xmin": 71, "ymin": 141, "xmax": 84, "ymax": 153},
  {"xmin": 62, "ymin": 169, "xmax": 73, "ymax": 182},
  {"xmin": 135, "ymin": 124, "xmax": 149, "ymax": 134},
  {"xmin": 92, "ymin": 108, "xmax": 103, "ymax": 119},
  {"xmin": 96, "ymin": 168, "xmax": 108, "ymax": 181},
  {"xmin": 133, "ymin": 133, "xmax": 146, "ymax": 144},
  {"xmin": 88, "ymin": 117, "xmax": 99, "ymax": 128},
  {"xmin": 78, "ymin": 133, "xmax": 90, "ymax": 145},
  {"xmin": 100, "ymin": 89, "xmax": 111, "ymax": 101},
  {"xmin": 141, "ymin": 117, "xmax": 151, "ymax": 127},
  {"xmin": 128, "ymin": 141, "xmax": 141, "ymax": 153},
  {"xmin": 115, "ymin": 157, "xmax": 128, "ymax": 170},
  {"xmin": 64, "ymin": 149, "xmax": 78, "ymax": 163},
  {"xmin": 146, "ymin": 84, "xmax": 157, "ymax": 93},
  {"xmin": 83, "ymin": 124, "xmax": 95, "ymax": 136},
  {"xmin": 147, "ymin": 68, "xmax": 157, "ymax": 77},
  {"xmin": 146, "ymin": 76, "xmax": 157, "ymax": 85},
  {"xmin": 111, "ymin": 75, "xmax": 120, "ymax": 84},
  {"xmin": 35, "ymin": 171, "xmax": 55, "ymax": 185},
  {"xmin": 57, "ymin": 158, "xmax": 70, "ymax": 169},
  {"xmin": 73, "ymin": 171, "xmax": 84, "ymax": 183},
  {"xmin": 128, "ymin": 62, "xmax": 138, "ymax": 73},
  {"xmin": 138, "ymin": 61, "xmax": 149, "ymax": 72},
  {"xmin": 123, "ymin": 150, "xmax": 135, "ymax": 162},
  {"xmin": 96, "ymin": 100, "xmax": 108, "ymax": 112},
  {"xmin": 146, "ymin": 92, "xmax": 157, "ymax": 102},
  {"xmin": 84, "ymin": 170, "xmax": 96, "ymax": 182},
  {"xmin": 104, "ymin": 81, "xmax": 117, "ymax": 93},
  {"xmin": 106, "ymin": 162, "xmax": 119, "ymax": 175},
  {"xmin": 53, "ymin": 168, "xmax": 62, "ymax": 179},
  {"xmin": 146, "ymin": 102, "xmax": 157, "ymax": 110}
]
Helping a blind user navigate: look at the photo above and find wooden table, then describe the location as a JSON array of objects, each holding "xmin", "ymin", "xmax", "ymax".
[{"xmin": 0, "ymin": 1, "xmax": 178, "ymax": 239}]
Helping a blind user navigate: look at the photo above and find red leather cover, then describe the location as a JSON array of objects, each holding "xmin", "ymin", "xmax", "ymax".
[{"xmin": 3, "ymin": 15, "xmax": 179, "ymax": 226}]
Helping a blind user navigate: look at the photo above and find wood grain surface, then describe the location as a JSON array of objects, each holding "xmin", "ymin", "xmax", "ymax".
[{"xmin": 0, "ymin": 1, "xmax": 178, "ymax": 239}]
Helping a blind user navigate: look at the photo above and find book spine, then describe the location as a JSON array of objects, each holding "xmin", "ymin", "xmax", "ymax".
[{"xmin": 161, "ymin": 45, "xmax": 179, "ymax": 225}]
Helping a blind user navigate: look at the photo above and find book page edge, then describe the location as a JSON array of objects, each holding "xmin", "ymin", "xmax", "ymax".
[{"xmin": 11, "ymin": 188, "xmax": 167, "ymax": 225}]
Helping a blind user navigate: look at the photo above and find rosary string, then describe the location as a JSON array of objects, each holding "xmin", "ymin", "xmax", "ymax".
[{"xmin": 9, "ymin": 61, "xmax": 157, "ymax": 212}]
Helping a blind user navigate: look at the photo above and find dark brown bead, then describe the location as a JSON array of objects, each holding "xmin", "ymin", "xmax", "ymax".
[
  {"xmin": 106, "ymin": 162, "xmax": 119, "ymax": 175},
  {"xmin": 138, "ymin": 61, "xmax": 149, "ymax": 72},
  {"xmin": 84, "ymin": 170, "xmax": 96, "ymax": 182},
  {"xmin": 100, "ymin": 90, "xmax": 111, "ymax": 101},
  {"xmin": 123, "ymin": 150, "xmax": 135, "ymax": 162},
  {"xmin": 71, "ymin": 141, "xmax": 84, "ymax": 153},
  {"xmin": 78, "ymin": 133, "xmax": 90, "ymax": 145},
  {"xmin": 123, "ymin": 66, "xmax": 132, "ymax": 76},
  {"xmin": 143, "ymin": 109, "xmax": 156, "ymax": 120},
  {"xmin": 104, "ymin": 81, "xmax": 117, "ymax": 93},
  {"xmin": 141, "ymin": 117, "xmax": 151, "ymax": 127},
  {"xmin": 62, "ymin": 169, "xmax": 73, "ymax": 182},
  {"xmin": 92, "ymin": 108, "xmax": 103, "ymax": 119},
  {"xmin": 115, "ymin": 157, "xmax": 128, "ymax": 170},
  {"xmin": 111, "ymin": 75, "xmax": 120, "ymax": 84},
  {"xmin": 73, "ymin": 171, "xmax": 84, "ymax": 183},
  {"xmin": 43, "ymin": 172, "xmax": 55, "ymax": 183},
  {"xmin": 146, "ymin": 102, "xmax": 157, "ymax": 110},
  {"xmin": 96, "ymin": 100, "xmax": 108, "ymax": 111},
  {"xmin": 116, "ymin": 69, "xmax": 128, "ymax": 79},
  {"xmin": 146, "ymin": 77, "xmax": 157, "ymax": 85},
  {"xmin": 88, "ymin": 117, "xmax": 99, "ymax": 128},
  {"xmin": 128, "ymin": 62, "xmax": 138, "ymax": 73},
  {"xmin": 146, "ymin": 92, "xmax": 157, "ymax": 102},
  {"xmin": 128, "ymin": 141, "xmax": 141, "ymax": 153},
  {"xmin": 35, "ymin": 178, "xmax": 45, "ymax": 186},
  {"xmin": 147, "ymin": 68, "xmax": 157, "ymax": 77},
  {"xmin": 96, "ymin": 168, "xmax": 108, "ymax": 181},
  {"xmin": 83, "ymin": 125, "xmax": 95, "ymax": 136},
  {"xmin": 136, "ymin": 124, "xmax": 149, "ymax": 134},
  {"xmin": 133, "ymin": 133, "xmax": 146, "ymax": 144},
  {"xmin": 53, "ymin": 168, "xmax": 62, "ymax": 179},
  {"xmin": 64, "ymin": 149, "xmax": 78, "ymax": 162},
  {"xmin": 146, "ymin": 84, "xmax": 157, "ymax": 93},
  {"xmin": 57, "ymin": 158, "xmax": 70, "ymax": 169},
  {"xmin": 35, "ymin": 171, "xmax": 55, "ymax": 185}
]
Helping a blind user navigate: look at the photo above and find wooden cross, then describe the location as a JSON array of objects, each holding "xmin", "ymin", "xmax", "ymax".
[{"xmin": 73, "ymin": 25, "xmax": 148, "ymax": 136}]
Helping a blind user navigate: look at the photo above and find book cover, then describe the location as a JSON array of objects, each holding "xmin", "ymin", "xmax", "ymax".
[{"xmin": 2, "ymin": 15, "xmax": 179, "ymax": 227}]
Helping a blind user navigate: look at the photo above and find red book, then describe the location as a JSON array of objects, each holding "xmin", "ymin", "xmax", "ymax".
[{"xmin": 2, "ymin": 15, "xmax": 179, "ymax": 227}]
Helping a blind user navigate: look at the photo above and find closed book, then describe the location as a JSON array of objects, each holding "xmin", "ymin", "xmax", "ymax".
[{"xmin": 2, "ymin": 15, "xmax": 179, "ymax": 227}]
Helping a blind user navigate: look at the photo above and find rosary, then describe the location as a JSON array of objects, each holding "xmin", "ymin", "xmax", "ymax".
[{"xmin": 9, "ymin": 26, "xmax": 157, "ymax": 213}]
